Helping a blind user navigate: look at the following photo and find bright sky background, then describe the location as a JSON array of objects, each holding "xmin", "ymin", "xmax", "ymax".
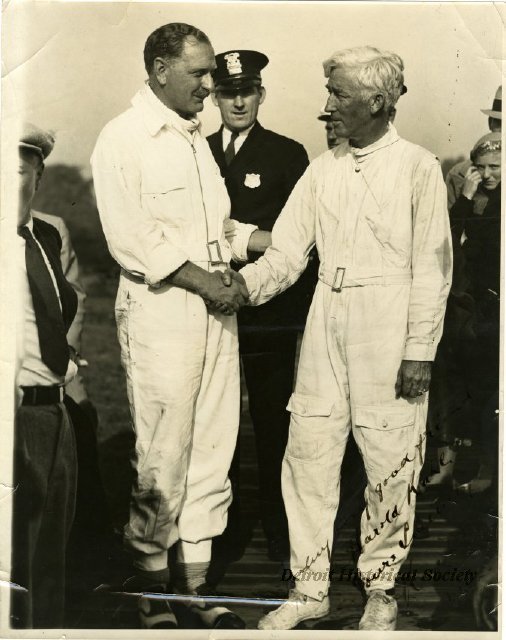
[{"xmin": 2, "ymin": 1, "xmax": 504, "ymax": 175}]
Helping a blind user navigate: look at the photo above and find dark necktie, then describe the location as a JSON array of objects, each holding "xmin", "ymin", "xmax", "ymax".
[
  {"xmin": 224, "ymin": 131, "xmax": 239, "ymax": 166},
  {"xmin": 18, "ymin": 225, "xmax": 69, "ymax": 376}
]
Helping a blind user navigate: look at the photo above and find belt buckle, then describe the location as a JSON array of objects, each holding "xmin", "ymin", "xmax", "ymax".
[
  {"xmin": 332, "ymin": 267, "xmax": 346, "ymax": 292},
  {"xmin": 207, "ymin": 241, "xmax": 223, "ymax": 266}
]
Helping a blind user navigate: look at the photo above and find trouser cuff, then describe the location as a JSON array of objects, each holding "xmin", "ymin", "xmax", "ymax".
[
  {"xmin": 177, "ymin": 539, "xmax": 212, "ymax": 563},
  {"xmin": 295, "ymin": 577, "xmax": 330, "ymax": 601},
  {"xmin": 133, "ymin": 550, "xmax": 168, "ymax": 572}
]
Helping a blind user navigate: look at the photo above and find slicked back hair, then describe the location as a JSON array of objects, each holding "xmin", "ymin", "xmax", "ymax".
[
  {"xmin": 323, "ymin": 46, "xmax": 404, "ymax": 111},
  {"xmin": 144, "ymin": 23, "xmax": 211, "ymax": 73}
]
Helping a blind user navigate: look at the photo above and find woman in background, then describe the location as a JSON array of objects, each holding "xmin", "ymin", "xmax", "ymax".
[{"xmin": 450, "ymin": 132, "xmax": 501, "ymax": 494}]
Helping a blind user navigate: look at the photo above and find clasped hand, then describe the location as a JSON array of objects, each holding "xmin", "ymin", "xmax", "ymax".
[{"xmin": 202, "ymin": 269, "xmax": 249, "ymax": 315}]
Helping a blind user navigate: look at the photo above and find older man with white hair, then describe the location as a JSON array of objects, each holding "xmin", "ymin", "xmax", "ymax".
[{"xmin": 232, "ymin": 46, "xmax": 452, "ymax": 630}]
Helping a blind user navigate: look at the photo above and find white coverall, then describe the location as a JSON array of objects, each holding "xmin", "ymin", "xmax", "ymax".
[
  {"xmin": 91, "ymin": 85, "xmax": 256, "ymax": 570},
  {"xmin": 241, "ymin": 125, "xmax": 452, "ymax": 597}
]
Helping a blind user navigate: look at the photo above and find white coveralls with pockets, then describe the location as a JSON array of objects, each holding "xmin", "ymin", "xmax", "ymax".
[
  {"xmin": 91, "ymin": 85, "xmax": 256, "ymax": 570},
  {"xmin": 241, "ymin": 125, "xmax": 452, "ymax": 598}
]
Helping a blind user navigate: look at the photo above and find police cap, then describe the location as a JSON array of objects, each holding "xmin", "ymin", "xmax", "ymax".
[{"xmin": 213, "ymin": 50, "xmax": 269, "ymax": 91}]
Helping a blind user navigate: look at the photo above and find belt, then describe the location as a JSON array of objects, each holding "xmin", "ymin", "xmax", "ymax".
[
  {"xmin": 21, "ymin": 385, "xmax": 65, "ymax": 406},
  {"xmin": 318, "ymin": 267, "xmax": 412, "ymax": 291}
]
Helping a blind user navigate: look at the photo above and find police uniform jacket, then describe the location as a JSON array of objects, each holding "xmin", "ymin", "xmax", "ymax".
[{"xmin": 207, "ymin": 122, "xmax": 315, "ymax": 331}]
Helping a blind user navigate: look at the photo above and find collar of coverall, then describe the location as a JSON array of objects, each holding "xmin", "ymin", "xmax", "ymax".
[
  {"xmin": 131, "ymin": 83, "xmax": 201, "ymax": 137},
  {"xmin": 349, "ymin": 123, "xmax": 400, "ymax": 160}
]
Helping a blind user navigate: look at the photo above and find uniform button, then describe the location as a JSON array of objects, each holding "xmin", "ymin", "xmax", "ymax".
[{"xmin": 382, "ymin": 419, "xmax": 388, "ymax": 428}]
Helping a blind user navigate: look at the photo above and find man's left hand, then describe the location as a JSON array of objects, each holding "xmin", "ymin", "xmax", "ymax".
[{"xmin": 395, "ymin": 360, "xmax": 432, "ymax": 399}]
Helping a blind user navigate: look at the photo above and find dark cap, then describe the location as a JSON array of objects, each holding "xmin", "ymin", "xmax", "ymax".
[
  {"xmin": 317, "ymin": 107, "xmax": 331, "ymax": 122},
  {"xmin": 19, "ymin": 122, "xmax": 55, "ymax": 161},
  {"xmin": 213, "ymin": 50, "xmax": 269, "ymax": 91}
]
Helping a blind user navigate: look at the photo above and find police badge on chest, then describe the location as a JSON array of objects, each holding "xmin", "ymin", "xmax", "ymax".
[{"xmin": 244, "ymin": 173, "xmax": 261, "ymax": 188}]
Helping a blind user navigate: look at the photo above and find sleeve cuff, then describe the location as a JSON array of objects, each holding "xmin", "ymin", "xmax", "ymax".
[
  {"xmin": 403, "ymin": 341, "xmax": 436, "ymax": 362},
  {"xmin": 224, "ymin": 219, "xmax": 258, "ymax": 263},
  {"xmin": 144, "ymin": 251, "xmax": 189, "ymax": 288},
  {"xmin": 240, "ymin": 263, "xmax": 261, "ymax": 305}
]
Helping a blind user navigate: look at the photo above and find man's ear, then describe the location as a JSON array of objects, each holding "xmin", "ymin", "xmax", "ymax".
[
  {"xmin": 35, "ymin": 164, "xmax": 44, "ymax": 191},
  {"xmin": 369, "ymin": 92, "xmax": 385, "ymax": 115},
  {"xmin": 152, "ymin": 56, "xmax": 170, "ymax": 86},
  {"xmin": 259, "ymin": 86, "xmax": 266, "ymax": 105},
  {"xmin": 211, "ymin": 92, "xmax": 219, "ymax": 107}
]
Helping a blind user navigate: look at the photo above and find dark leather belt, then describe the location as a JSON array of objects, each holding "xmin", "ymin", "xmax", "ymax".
[{"xmin": 21, "ymin": 385, "xmax": 65, "ymax": 406}]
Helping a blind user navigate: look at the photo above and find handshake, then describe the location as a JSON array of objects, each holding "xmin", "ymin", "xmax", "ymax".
[{"xmin": 201, "ymin": 268, "xmax": 250, "ymax": 315}]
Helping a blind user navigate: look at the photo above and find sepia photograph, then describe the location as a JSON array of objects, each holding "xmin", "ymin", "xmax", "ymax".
[{"xmin": 0, "ymin": 1, "xmax": 503, "ymax": 637}]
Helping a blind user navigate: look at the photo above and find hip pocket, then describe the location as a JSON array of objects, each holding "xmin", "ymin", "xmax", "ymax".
[{"xmin": 286, "ymin": 393, "xmax": 334, "ymax": 461}]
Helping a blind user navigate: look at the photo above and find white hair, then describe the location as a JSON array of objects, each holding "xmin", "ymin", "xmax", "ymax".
[{"xmin": 323, "ymin": 46, "xmax": 404, "ymax": 111}]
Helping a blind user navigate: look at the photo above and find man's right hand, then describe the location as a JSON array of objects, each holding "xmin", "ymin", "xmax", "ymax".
[{"xmin": 199, "ymin": 271, "xmax": 249, "ymax": 315}]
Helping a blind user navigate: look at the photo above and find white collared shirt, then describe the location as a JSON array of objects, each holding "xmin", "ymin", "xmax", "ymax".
[
  {"xmin": 91, "ymin": 84, "xmax": 258, "ymax": 287},
  {"xmin": 221, "ymin": 124, "xmax": 255, "ymax": 155},
  {"xmin": 17, "ymin": 215, "xmax": 77, "ymax": 387}
]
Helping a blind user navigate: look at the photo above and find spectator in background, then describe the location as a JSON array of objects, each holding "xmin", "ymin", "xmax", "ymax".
[
  {"xmin": 446, "ymin": 86, "xmax": 501, "ymax": 210},
  {"xmin": 13, "ymin": 123, "xmax": 78, "ymax": 628},
  {"xmin": 317, "ymin": 110, "xmax": 346, "ymax": 149},
  {"xmin": 427, "ymin": 90, "xmax": 501, "ymax": 490},
  {"xmin": 30, "ymin": 211, "xmax": 111, "ymax": 621},
  {"xmin": 450, "ymin": 132, "xmax": 501, "ymax": 494}
]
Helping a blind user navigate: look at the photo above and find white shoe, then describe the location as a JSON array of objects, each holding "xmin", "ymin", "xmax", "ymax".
[
  {"xmin": 258, "ymin": 589, "xmax": 330, "ymax": 630},
  {"xmin": 359, "ymin": 590, "xmax": 398, "ymax": 630}
]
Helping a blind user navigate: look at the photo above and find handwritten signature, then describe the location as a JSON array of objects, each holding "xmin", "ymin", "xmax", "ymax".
[{"xmin": 303, "ymin": 539, "xmax": 332, "ymax": 571}]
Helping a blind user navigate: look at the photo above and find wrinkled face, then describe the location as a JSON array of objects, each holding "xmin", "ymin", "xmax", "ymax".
[
  {"xmin": 325, "ymin": 67, "xmax": 372, "ymax": 140},
  {"xmin": 18, "ymin": 152, "xmax": 42, "ymax": 225},
  {"xmin": 474, "ymin": 151, "xmax": 501, "ymax": 190},
  {"xmin": 155, "ymin": 37, "xmax": 216, "ymax": 118},
  {"xmin": 213, "ymin": 86, "xmax": 265, "ymax": 132}
]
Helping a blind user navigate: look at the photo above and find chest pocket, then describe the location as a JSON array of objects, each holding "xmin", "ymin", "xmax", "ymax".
[{"xmin": 141, "ymin": 175, "xmax": 190, "ymax": 228}]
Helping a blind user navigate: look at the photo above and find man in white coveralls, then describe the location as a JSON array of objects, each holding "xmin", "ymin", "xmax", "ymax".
[
  {"xmin": 91, "ymin": 22, "xmax": 269, "ymax": 629},
  {"xmin": 236, "ymin": 46, "xmax": 452, "ymax": 631}
]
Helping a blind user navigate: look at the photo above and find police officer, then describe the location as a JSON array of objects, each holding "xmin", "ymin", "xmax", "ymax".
[{"xmin": 208, "ymin": 50, "xmax": 315, "ymax": 561}]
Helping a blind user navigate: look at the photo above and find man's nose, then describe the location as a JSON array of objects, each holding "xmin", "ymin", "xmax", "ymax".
[
  {"xmin": 482, "ymin": 167, "xmax": 491, "ymax": 179},
  {"xmin": 201, "ymin": 73, "xmax": 214, "ymax": 92},
  {"xmin": 325, "ymin": 94, "xmax": 337, "ymax": 113},
  {"xmin": 233, "ymin": 94, "xmax": 245, "ymax": 108}
]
